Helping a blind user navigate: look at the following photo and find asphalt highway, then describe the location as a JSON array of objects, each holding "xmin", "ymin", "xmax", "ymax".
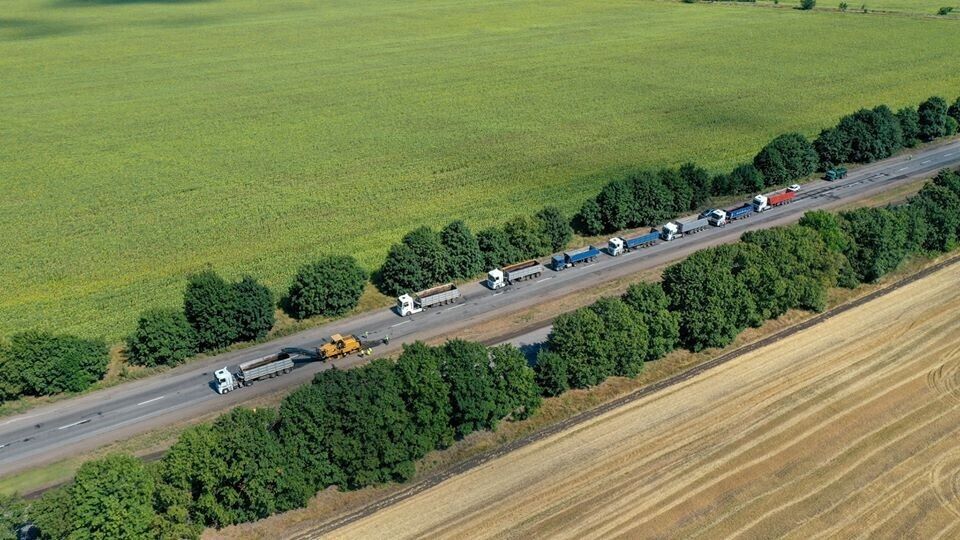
[{"xmin": 2, "ymin": 140, "xmax": 959, "ymax": 477}]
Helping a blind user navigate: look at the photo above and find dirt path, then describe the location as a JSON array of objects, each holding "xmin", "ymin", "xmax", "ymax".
[{"xmin": 322, "ymin": 262, "xmax": 960, "ymax": 539}]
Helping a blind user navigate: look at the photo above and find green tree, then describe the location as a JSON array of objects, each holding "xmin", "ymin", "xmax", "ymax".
[
  {"xmin": 534, "ymin": 349, "xmax": 569, "ymax": 397},
  {"xmin": 590, "ymin": 297, "xmax": 647, "ymax": 377},
  {"xmin": 535, "ymin": 206, "xmax": 573, "ymax": 252},
  {"xmin": 727, "ymin": 163, "xmax": 765, "ymax": 194},
  {"xmin": 575, "ymin": 198, "xmax": 604, "ymax": 236},
  {"xmin": 680, "ymin": 162, "xmax": 712, "ymax": 210},
  {"xmin": 275, "ymin": 383, "xmax": 343, "ymax": 493},
  {"xmin": 488, "ymin": 344, "xmax": 541, "ymax": 420},
  {"xmin": 441, "ymin": 220, "xmax": 483, "ymax": 279},
  {"xmin": 623, "ymin": 282, "xmax": 680, "ymax": 361},
  {"xmin": 631, "ymin": 172, "xmax": 675, "ymax": 225},
  {"xmin": 231, "ymin": 276, "xmax": 275, "ymax": 342},
  {"xmin": 286, "ymin": 256, "xmax": 367, "ymax": 319},
  {"xmin": 2, "ymin": 332, "xmax": 108, "ymax": 398},
  {"xmin": 753, "ymin": 133, "xmax": 818, "ymax": 185},
  {"xmin": 896, "ymin": 106, "xmax": 921, "ymax": 147},
  {"xmin": 596, "ymin": 179, "xmax": 634, "ymax": 232},
  {"xmin": 32, "ymin": 487, "xmax": 74, "ymax": 540},
  {"xmin": 377, "ymin": 243, "xmax": 427, "ymax": 297},
  {"xmin": 918, "ymin": 96, "xmax": 949, "ymax": 141},
  {"xmin": 896, "ymin": 202, "xmax": 931, "ymax": 256},
  {"xmin": 800, "ymin": 0, "xmax": 816, "ymax": 8},
  {"xmin": 841, "ymin": 207, "xmax": 909, "ymax": 282},
  {"xmin": 68, "ymin": 454, "xmax": 155, "ymax": 540},
  {"xmin": 799, "ymin": 210, "xmax": 853, "ymax": 254},
  {"xmin": 910, "ymin": 183, "xmax": 960, "ymax": 251},
  {"xmin": 949, "ymin": 96, "xmax": 960, "ymax": 124},
  {"xmin": 0, "ymin": 494, "xmax": 27, "ymax": 540},
  {"xmin": 183, "ymin": 270, "xmax": 239, "ymax": 351},
  {"xmin": 728, "ymin": 242, "xmax": 790, "ymax": 324},
  {"xmin": 126, "ymin": 308, "xmax": 196, "ymax": 367},
  {"xmin": 394, "ymin": 342, "xmax": 454, "ymax": 454},
  {"xmin": 814, "ymin": 126, "xmax": 848, "ymax": 169},
  {"xmin": 547, "ymin": 308, "xmax": 610, "ymax": 388},
  {"xmin": 439, "ymin": 340, "xmax": 501, "ymax": 437},
  {"xmin": 503, "ymin": 215, "xmax": 550, "ymax": 258},
  {"xmin": 476, "ymin": 226, "xmax": 519, "ymax": 270},
  {"xmin": 658, "ymin": 167, "xmax": 694, "ymax": 214},
  {"xmin": 402, "ymin": 226, "xmax": 452, "ymax": 285}
]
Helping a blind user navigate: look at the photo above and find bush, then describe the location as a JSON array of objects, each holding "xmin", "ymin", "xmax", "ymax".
[
  {"xmin": 126, "ymin": 308, "xmax": 196, "ymax": 367},
  {"xmin": 68, "ymin": 454, "xmax": 156, "ymax": 539},
  {"xmin": 753, "ymin": 133, "xmax": 818, "ymax": 185},
  {"xmin": 535, "ymin": 206, "xmax": 573, "ymax": 252},
  {"xmin": 231, "ymin": 276, "xmax": 275, "ymax": 342},
  {"xmin": 590, "ymin": 298, "xmax": 647, "ymax": 378},
  {"xmin": 938, "ymin": 6, "xmax": 954, "ymax": 15},
  {"xmin": 918, "ymin": 96, "xmax": 949, "ymax": 141},
  {"xmin": 439, "ymin": 340, "xmax": 503, "ymax": 437},
  {"xmin": 575, "ymin": 198, "xmax": 604, "ymax": 236},
  {"xmin": 441, "ymin": 220, "xmax": 483, "ymax": 279},
  {"xmin": 800, "ymin": 0, "xmax": 816, "ymax": 8},
  {"xmin": 476, "ymin": 226, "xmax": 519, "ymax": 270},
  {"xmin": 503, "ymin": 215, "xmax": 550, "ymax": 259},
  {"xmin": 949, "ymin": 96, "xmax": 960, "ymax": 124},
  {"xmin": 286, "ymin": 256, "xmax": 367, "ymax": 319},
  {"xmin": 726, "ymin": 163, "xmax": 765, "ymax": 194},
  {"xmin": 1, "ymin": 331, "xmax": 108, "ymax": 399},
  {"xmin": 622, "ymin": 282, "xmax": 679, "ymax": 361},
  {"xmin": 376, "ymin": 227, "xmax": 450, "ymax": 297},
  {"xmin": 394, "ymin": 342, "xmax": 454, "ymax": 454},
  {"xmin": 841, "ymin": 207, "xmax": 909, "ymax": 282},
  {"xmin": 896, "ymin": 106, "xmax": 921, "ymax": 147},
  {"xmin": 488, "ymin": 344, "xmax": 541, "ymax": 420},
  {"xmin": 547, "ymin": 308, "xmax": 610, "ymax": 388},
  {"xmin": 183, "ymin": 270, "xmax": 240, "ymax": 351},
  {"xmin": 534, "ymin": 349, "xmax": 569, "ymax": 397}
]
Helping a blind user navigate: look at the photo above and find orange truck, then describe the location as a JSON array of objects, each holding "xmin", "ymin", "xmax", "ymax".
[{"xmin": 317, "ymin": 333, "xmax": 363, "ymax": 361}]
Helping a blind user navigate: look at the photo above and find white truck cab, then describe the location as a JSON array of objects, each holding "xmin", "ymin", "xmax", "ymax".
[
  {"xmin": 752, "ymin": 194, "xmax": 770, "ymax": 212},
  {"xmin": 607, "ymin": 237, "xmax": 626, "ymax": 256},
  {"xmin": 660, "ymin": 222, "xmax": 681, "ymax": 241},
  {"xmin": 486, "ymin": 269, "xmax": 506, "ymax": 289},
  {"xmin": 215, "ymin": 367, "xmax": 238, "ymax": 394},
  {"xmin": 707, "ymin": 209, "xmax": 727, "ymax": 227},
  {"xmin": 397, "ymin": 294, "xmax": 422, "ymax": 317}
]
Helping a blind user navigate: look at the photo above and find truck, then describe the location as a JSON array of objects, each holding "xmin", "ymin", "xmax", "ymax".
[
  {"xmin": 214, "ymin": 352, "xmax": 295, "ymax": 394},
  {"xmin": 317, "ymin": 333, "xmax": 363, "ymax": 360},
  {"xmin": 825, "ymin": 167, "xmax": 847, "ymax": 181},
  {"xmin": 752, "ymin": 190, "xmax": 797, "ymax": 212},
  {"xmin": 487, "ymin": 260, "xmax": 545, "ymax": 289},
  {"xmin": 607, "ymin": 230, "xmax": 659, "ymax": 256},
  {"xmin": 704, "ymin": 209, "xmax": 727, "ymax": 227},
  {"xmin": 397, "ymin": 283, "xmax": 460, "ymax": 317},
  {"xmin": 551, "ymin": 245, "xmax": 600, "ymax": 270},
  {"xmin": 662, "ymin": 215, "xmax": 709, "ymax": 241},
  {"xmin": 727, "ymin": 203, "xmax": 754, "ymax": 221}
]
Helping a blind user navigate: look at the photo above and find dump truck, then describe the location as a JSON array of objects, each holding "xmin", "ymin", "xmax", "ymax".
[
  {"xmin": 752, "ymin": 190, "xmax": 796, "ymax": 212},
  {"xmin": 662, "ymin": 216, "xmax": 709, "ymax": 241},
  {"xmin": 397, "ymin": 283, "xmax": 460, "ymax": 316},
  {"xmin": 487, "ymin": 260, "xmax": 545, "ymax": 289},
  {"xmin": 704, "ymin": 209, "xmax": 727, "ymax": 227},
  {"xmin": 727, "ymin": 203, "xmax": 754, "ymax": 221},
  {"xmin": 607, "ymin": 231, "xmax": 659, "ymax": 256},
  {"xmin": 317, "ymin": 333, "xmax": 363, "ymax": 360},
  {"xmin": 825, "ymin": 167, "xmax": 847, "ymax": 181},
  {"xmin": 214, "ymin": 352, "xmax": 295, "ymax": 394},
  {"xmin": 551, "ymin": 245, "xmax": 600, "ymax": 270}
]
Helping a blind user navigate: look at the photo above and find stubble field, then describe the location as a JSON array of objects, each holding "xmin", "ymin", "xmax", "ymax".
[
  {"xmin": 326, "ymin": 262, "xmax": 960, "ymax": 539},
  {"xmin": 3, "ymin": 0, "xmax": 960, "ymax": 340}
]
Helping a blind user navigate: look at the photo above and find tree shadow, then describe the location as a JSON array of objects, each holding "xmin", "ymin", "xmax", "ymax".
[{"xmin": 0, "ymin": 18, "xmax": 77, "ymax": 41}]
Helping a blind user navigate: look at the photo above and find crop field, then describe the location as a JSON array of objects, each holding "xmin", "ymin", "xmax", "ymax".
[
  {"xmin": 325, "ymin": 262, "xmax": 960, "ymax": 539},
  {"xmin": 3, "ymin": 0, "xmax": 960, "ymax": 340},
  {"xmin": 757, "ymin": 0, "xmax": 959, "ymax": 15}
]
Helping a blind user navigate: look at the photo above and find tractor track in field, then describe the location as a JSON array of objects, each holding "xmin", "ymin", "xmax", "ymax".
[{"xmin": 290, "ymin": 254, "xmax": 960, "ymax": 539}]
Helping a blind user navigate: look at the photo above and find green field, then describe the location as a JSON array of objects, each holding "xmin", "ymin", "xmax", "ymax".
[
  {"xmin": 757, "ymin": 0, "xmax": 959, "ymax": 14},
  {"xmin": 2, "ymin": 0, "xmax": 959, "ymax": 340}
]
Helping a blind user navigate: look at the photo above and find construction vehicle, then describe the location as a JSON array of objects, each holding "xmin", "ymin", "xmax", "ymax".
[
  {"xmin": 487, "ymin": 260, "xmax": 545, "ymax": 289},
  {"xmin": 214, "ymin": 352, "xmax": 295, "ymax": 394},
  {"xmin": 397, "ymin": 283, "xmax": 461, "ymax": 316},
  {"xmin": 825, "ymin": 167, "xmax": 847, "ymax": 181},
  {"xmin": 317, "ymin": 333, "xmax": 363, "ymax": 360}
]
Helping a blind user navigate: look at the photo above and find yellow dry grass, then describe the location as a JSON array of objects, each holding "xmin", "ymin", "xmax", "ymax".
[{"xmin": 323, "ymin": 262, "xmax": 960, "ymax": 539}]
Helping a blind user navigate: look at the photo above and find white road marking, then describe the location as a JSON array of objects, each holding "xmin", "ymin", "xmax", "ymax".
[
  {"xmin": 57, "ymin": 419, "xmax": 91, "ymax": 430},
  {"xmin": 535, "ymin": 277, "xmax": 553, "ymax": 283},
  {"xmin": 945, "ymin": 153, "xmax": 954, "ymax": 157},
  {"xmin": 0, "ymin": 443, "xmax": 8, "ymax": 449},
  {"xmin": 136, "ymin": 395, "xmax": 165, "ymax": 407},
  {"xmin": 921, "ymin": 160, "xmax": 931, "ymax": 165},
  {"xmin": 897, "ymin": 167, "xmax": 908, "ymax": 172},
  {"xmin": 391, "ymin": 320, "xmax": 411, "ymax": 328},
  {"xmin": 444, "ymin": 304, "xmax": 463, "ymax": 311},
  {"xmin": 492, "ymin": 291, "xmax": 503, "ymax": 296}
]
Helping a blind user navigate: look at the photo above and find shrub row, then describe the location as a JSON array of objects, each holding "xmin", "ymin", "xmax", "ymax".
[
  {"xmin": 23, "ymin": 340, "xmax": 539, "ymax": 538},
  {"xmin": 0, "ymin": 332, "xmax": 109, "ymax": 400}
]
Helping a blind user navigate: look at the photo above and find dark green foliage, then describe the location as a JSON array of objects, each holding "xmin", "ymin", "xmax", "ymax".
[
  {"xmin": 535, "ymin": 206, "xmax": 573, "ymax": 252},
  {"xmin": 126, "ymin": 308, "xmax": 196, "ymax": 367},
  {"xmin": 183, "ymin": 270, "xmax": 240, "ymax": 351},
  {"xmin": 404, "ymin": 226, "xmax": 452, "ymax": 285},
  {"xmin": 441, "ymin": 220, "xmax": 483, "ymax": 279},
  {"xmin": 0, "ymin": 331, "xmax": 108, "ymax": 399},
  {"xmin": 728, "ymin": 242, "xmax": 789, "ymax": 325},
  {"xmin": 439, "ymin": 340, "xmax": 501, "ymax": 437},
  {"xmin": 662, "ymin": 247, "xmax": 756, "ymax": 352},
  {"xmin": 630, "ymin": 172, "xmax": 674, "ymax": 225},
  {"xmin": 503, "ymin": 215, "xmax": 550, "ymax": 258},
  {"xmin": 726, "ymin": 163, "xmax": 765, "ymax": 194},
  {"xmin": 910, "ymin": 183, "xmax": 960, "ymax": 251},
  {"xmin": 918, "ymin": 96, "xmax": 949, "ymax": 141},
  {"xmin": 896, "ymin": 106, "xmax": 921, "ymax": 147},
  {"xmin": 68, "ymin": 454, "xmax": 156, "ymax": 540},
  {"xmin": 753, "ymin": 132, "xmax": 818, "ymax": 185},
  {"xmin": 947, "ymin": 116, "xmax": 959, "ymax": 137},
  {"xmin": 231, "ymin": 276, "xmax": 275, "ymax": 342},
  {"xmin": 159, "ymin": 408, "xmax": 309, "ymax": 527},
  {"xmin": 596, "ymin": 179, "xmax": 635, "ymax": 232},
  {"xmin": 799, "ymin": 210, "xmax": 854, "ymax": 254},
  {"xmin": 476, "ymin": 226, "xmax": 519, "ymax": 270},
  {"xmin": 813, "ymin": 127, "xmax": 846, "ymax": 169},
  {"xmin": 286, "ymin": 256, "xmax": 367, "ymax": 319},
  {"xmin": 534, "ymin": 349, "xmax": 569, "ymax": 397},
  {"xmin": 488, "ymin": 344, "xmax": 542, "ymax": 420},
  {"xmin": 575, "ymin": 198, "xmax": 604, "ymax": 236},
  {"xmin": 33, "ymin": 488, "xmax": 74, "ymax": 540},
  {"xmin": 623, "ymin": 282, "xmax": 680, "ymax": 361},
  {"xmin": 800, "ymin": 0, "xmax": 816, "ymax": 8},
  {"xmin": 394, "ymin": 342, "xmax": 454, "ymax": 454},
  {"xmin": 949, "ymin": 97, "xmax": 960, "ymax": 124},
  {"xmin": 376, "ymin": 243, "xmax": 424, "ymax": 298},
  {"xmin": 841, "ymin": 207, "xmax": 909, "ymax": 282},
  {"xmin": 275, "ymin": 384, "xmax": 343, "ymax": 492},
  {"xmin": 590, "ymin": 297, "xmax": 647, "ymax": 378},
  {"xmin": 933, "ymin": 168, "xmax": 960, "ymax": 197},
  {"xmin": 793, "ymin": 274, "xmax": 827, "ymax": 312},
  {"xmin": 547, "ymin": 308, "xmax": 610, "ymax": 388},
  {"xmin": 0, "ymin": 494, "xmax": 27, "ymax": 540},
  {"xmin": 896, "ymin": 202, "xmax": 931, "ymax": 255},
  {"xmin": 658, "ymin": 167, "xmax": 694, "ymax": 214},
  {"xmin": 679, "ymin": 162, "xmax": 712, "ymax": 210}
]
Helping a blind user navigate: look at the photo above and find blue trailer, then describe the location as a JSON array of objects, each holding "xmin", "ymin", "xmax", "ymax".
[
  {"xmin": 552, "ymin": 245, "xmax": 600, "ymax": 270},
  {"xmin": 727, "ymin": 204, "xmax": 754, "ymax": 221},
  {"xmin": 608, "ymin": 231, "xmax": 659, "ymax": 256}
]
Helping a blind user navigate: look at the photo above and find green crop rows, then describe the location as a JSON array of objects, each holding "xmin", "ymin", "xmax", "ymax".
[{"xmin": 2, "ymin": 0, "xmax": 959, "ymax": 340}]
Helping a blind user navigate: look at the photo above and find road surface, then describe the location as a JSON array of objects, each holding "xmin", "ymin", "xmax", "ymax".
[{"xmin": 1, "ymin": 140, "xmax": 958, "ymax": 477}]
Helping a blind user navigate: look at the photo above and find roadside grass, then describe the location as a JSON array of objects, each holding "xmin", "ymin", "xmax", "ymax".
[
  {"xmin": 751, "ymin": 0, "xmax": 960, "ymax": 16},
  {"xmin": 3, "ymin": 0, "xmax": 960, "ymax": 341}
]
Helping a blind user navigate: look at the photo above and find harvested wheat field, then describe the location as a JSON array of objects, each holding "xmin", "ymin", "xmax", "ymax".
[{"xmin": 327, "ymin": 263, "xmax": 960, "ymax": 539}]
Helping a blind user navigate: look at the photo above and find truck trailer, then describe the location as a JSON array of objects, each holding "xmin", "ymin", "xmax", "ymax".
[
  {"xmin": 662, "ymin": 216, "xmax": 709, "ymax": 241},
  {"xmin": 487, "ymin": 260, "xmax": 545, "ymax": 289},
  {"xmin": 552, "ymin": 245, "xmax": 600, "ymax": 270},
  {"xmin": 215, "ymin": 352, "xmax": 295, "ymax": 394},
  {"xmin": 752, "ymin": 190, "xmax": 797, "ymax": 212},
  {"xmin": 727, "ymin": 203, "xmax": 754, "ymax": 221},
  {"xmin": 397, "ymin": 283, "xmax": 461, "ymax": 316},
  {"xmin": 607, "ymin": 231, "xmax": 659, "ymax": 256}
]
